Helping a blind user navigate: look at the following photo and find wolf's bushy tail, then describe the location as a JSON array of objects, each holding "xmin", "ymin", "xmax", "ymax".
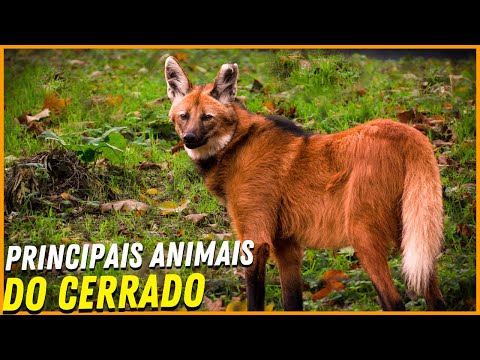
[{"xmin": 401, "ymin": 139, "xmax": 444, "ymax": 295}]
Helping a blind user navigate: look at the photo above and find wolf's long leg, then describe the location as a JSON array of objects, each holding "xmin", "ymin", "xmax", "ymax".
[
  {"xmin": 245, "ymin": 242, "xmax": 270, "ymax": 311},
  {"xmin": 273, "ymin": 240, "xmax": 303, "ymax": 311}
]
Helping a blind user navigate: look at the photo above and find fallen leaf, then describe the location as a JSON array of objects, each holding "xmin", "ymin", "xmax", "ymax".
[
  {"xmin": 328, "ymin": 280, "xmax": 346, "ymax": 292},
  {"xmin": 202, "ymin": 233, "xmax": 215, "ymax": 241},
  {"xmin": 412, "ymin": 123, "xmax": 427, "ymax": 132},
  {"xmin": 138, "ymin": 162, "xmax": 161, "ymax": 170},
  {"xmin": 61, "ymin": 237, "xmax": 72, "ymax": 244},
  {"xmin": 250, "ymin": 79, "xmax": 263, "ymax": 92},
  {"xmin": 138, "ymin": 161, "xmax": 169, "ymax": 170},
  {"xmin": 338, "ymin": 246, "xmax": 355, "ymax": 257},
  {"xmin": 203, "ymin": 296, "xmax": 225, "ymax": 311},
  {"xmin": 226, "ymin": 297, "xmax": 248, "ymax": 312},
  {"xmin": 68, "ymin": 59, "xmax": 87, "ymax": 67},
  {"xmin": 185, "ymin": 213, "xmax": 208, "ymax": 224},
  {"xmin": 449, "ymin": 74, "xmax": 464, "ymax": 88},
  {"xmin": 311, "ymin": 288, "xmax": 332, "ymax": 300},
  {"xmin": 264, "ymin": 303, "xmax": 275, "ymax": 311},
  {"xmin": 89, "ymin": 70, "xmax": 104, "ymax": 78},
  {"xmin": 310, "ymin": 280, "xmax": 346, "ymax": 300},
  {"xmin": 396, "ymin": 108, "xmax": 416, "ymax": 123},
  {"xmin": 285, "ymin": 106, "xmax": 297, "ymax": 118},
  {"xmin": 128, "ymin": 111, "xmax": 142, "ymax": 119},
  {"xmin": 354, "ymin": 87, "xmax": 368, "ymax": 96},
  {"xmin": 44, "ymin": 93, "xmax": 71, "ymax": 114},
  {"xmin": 264, "ymin": 101, "xmax": 276, "ymax": 113},
  {"xmin": 214, "ymin": 233, "xmax": 233, "ymax": 241},
  {"xmin": 396, "ymin": 106, "xmax": 428, "ymax": 126},
  {"xmin": 462, "ymin": 183, "xmax": 476, "ymax": 193},
  {"xmin": 90, "ymin": 94, "xmax": 122, "ymax": 107},
  {"xmin": 158, "ymin": 200, "xmax": 177, "ymax": 212},
  {"xmin": 429, "ymin": 125, "xmax": 443, "ymax": 133},
  {"xmin": 18, "ymin": 109, "xmax": 51, "ymax": 125},
  {"xmin": 403, "ymin": 73, "xmax": 418, "ymax": 80},
  {"xmin": 106, "ymin": 94, "xmax": 122, "ymax": 106},
  {"xmin": 143, "ymin": 97, "xmax": 168, "ymax": 108},
  {"xmin": 146, "ymin": 188, "xmax": 158, "ymax": 195},
  {"xmin": 117, "ymin": 225, "xmax": 130, "ymax": 236},
  {"xmin": 17, "ymin": 112, "xmax": 32, "ymax": 124},
  {"xmin": 170, "ymin": 140, "xmax": 185, "ymax": 154},
  {"xmin": 417, "ymin": 111, "xmax": 428, "ymax": 123},
  {"xmin": 193, "ymin": 65, "xmax": 207, "ymax": 73},
  {"xmin": 173, "ymin": 52, "xmax": 188, "ymax": 62},
  {"xmin": 311, "ymin": 269, "xmax": 348, "ymax": 301},
  {"xmin": 299, "ymin": 59, "xmax": 311, "ymax": 70},
  {"xmin": 60, "ymin": 192, "xmax": 80, "ymax": 201},
  {"xmin": 234, "ymin": 266, "xmax": 245, "ymax": 279},
  {"xmin": 322, "ymin": 269, "xmax": 349, "ymax": 283},
  {"xmin": 456, "ymin": 223, "xmax": 473, "ymax": 238},
  {"xmin": 444, "ymin": 186, "xmax": 459, "ymax": 198},
  {"xmin": 4, "ymin": 155, "xmax": 18, "ymax": 164},
  {"xmin": 158, "ymin": 199, "xmax": 190, "ymax": 215},
  {"xmin": 433, "ymin": 140, "xmax": 453, "ymax": 148},
  {"xmin": 437, "ymin": 155, "xmax": 458, "ymax": 169},
  {"xmin": 437, "ymin": 156, "xmax": 449, "ymax": 165},
  {"xmin": 443, "ymin": 102, "xmax": 453, "ymax": 110},
  {"xmin": 10, "ymin": 263, "xmax": 19, "ymax": 273},
  {"xmin": 271, "ymin": 85, "xmax": 305, "ymax": 100},
  {"xmin": 100, "ymin": 199, "xmax": 150, "ymax": 213},
  {"xmin": 26, "ymin": 122, "xmax": 45, "ymax": 136},
  {"xmin": 29, "ymin": 108, "xmax": 52, "ymax": 122},
  {"xmin": 428, "ymin": 114, "xmax": 446, "ymax": 122},
  {"xmin": 167, "ymin": 170, "xmax": 175, "ymax": 183}
]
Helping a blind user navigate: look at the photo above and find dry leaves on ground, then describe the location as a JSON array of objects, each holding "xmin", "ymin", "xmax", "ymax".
[
  {"xmin": 311, "ymin": 269, "xmax": 349, "ymax": 301},
  {"xmin": 44, "ymin": 93, "xmax": 71, "ymax": 114},
  {"xmin": 203, "ymin": 296, "xmax": 225, "ymax": 311},
  {"xmin": 100, "ymin": 199, "xmax": 150, "ymax": 213},
  {"xmin": 225, "ymin": 297, "xmax": 248, "ymax": 312},
  {"xmin": 185, "ymin": 213, "xmax": 208, "ymax": 224},
  {"xmin": 158, "ymin": 199, "xmax": 190, "ymax": 215}
]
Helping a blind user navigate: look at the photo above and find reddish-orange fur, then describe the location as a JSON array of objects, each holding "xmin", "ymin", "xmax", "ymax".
[{"xmin": 165, "ymin": 57, "xmax": 446, "ymax": 311}]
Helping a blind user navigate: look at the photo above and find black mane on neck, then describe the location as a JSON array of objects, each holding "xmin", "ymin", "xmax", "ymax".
[
  {"xmin": 264, "ymin": 114, "xmax": 311, "ymax": 138},
  {"xmin": 195, "ymin": 156, "xmax": 218, "ymax": 176}
]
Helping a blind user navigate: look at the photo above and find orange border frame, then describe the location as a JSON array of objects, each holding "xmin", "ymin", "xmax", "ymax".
[{"xmin": 0, "ymin": 44, "xmax": 478, "ymax": 316}]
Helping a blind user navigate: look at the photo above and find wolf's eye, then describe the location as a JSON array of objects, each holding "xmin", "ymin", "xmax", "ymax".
[
  {"xmin": 201, "ymin": 114, "xmax": 213, "ymax": 121},
  {"xmin": 179, "ymin": 113, "xmax": 189, "ymax": 121}
]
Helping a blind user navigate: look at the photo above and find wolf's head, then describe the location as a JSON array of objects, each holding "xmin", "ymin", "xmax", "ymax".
[{"xmin": 165, "ymin": 56, "xmax": 239, "ymax": 160}]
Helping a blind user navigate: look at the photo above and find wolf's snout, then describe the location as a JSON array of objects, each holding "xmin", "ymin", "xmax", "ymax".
[
  {"xmin": 183, "ymin": 132, "xmax": 205, "ymax": 149},
  {"xmin": 183, "ymin": 132, "xmax": 198, "ymax": 144}
]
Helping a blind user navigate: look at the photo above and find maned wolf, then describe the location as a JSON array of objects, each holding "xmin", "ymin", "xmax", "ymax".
[{"xmin": 164, "ymin": 56, "xmax": 446, "ymax": 311}]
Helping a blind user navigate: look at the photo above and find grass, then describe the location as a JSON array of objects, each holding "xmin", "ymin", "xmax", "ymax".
[{"xmin": 3, "ymin": 49, "xmax": 476, "ymax": 312}]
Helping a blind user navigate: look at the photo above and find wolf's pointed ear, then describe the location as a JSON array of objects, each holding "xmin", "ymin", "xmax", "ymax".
[
  {"xmin": 165, "ymin": 56, "xmax": 192, "ymax": 103},
  {"xmin": 211, "ymin": 63, "xmax": 239, "ymax": 104}
]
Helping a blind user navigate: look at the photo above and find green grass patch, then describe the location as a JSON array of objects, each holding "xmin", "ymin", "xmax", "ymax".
[{"xmin": 3, "ymin": 49, "xmax": 476, "ymax": 312}]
